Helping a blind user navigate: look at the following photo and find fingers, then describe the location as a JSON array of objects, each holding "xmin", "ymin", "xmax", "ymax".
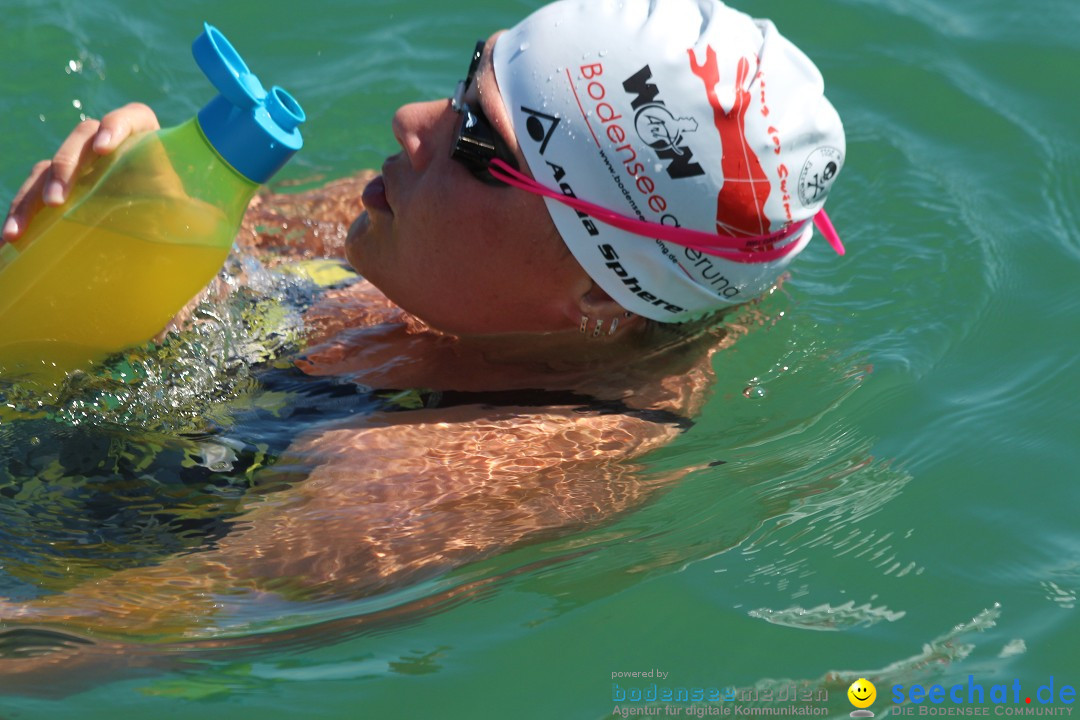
[
  {"xmin": 47, "ymin": 101, "xmax": 160, "ymax": 203},
  {"xmin": 2, "ymin": 103, "xmax": 159, "ymax": 243},
  {"xmin": 3, "ymin": 160, "xmax": 53, "ymax": 241},
  {"xmin": 2, "ymin": 119, "xmax": 102, "ymax": 241},
  {"xmin": 2, "ymin": 118, "xmax": 101, "ymax": 241},
  {"xmin": 95, "ymin": 102, "xmax": 160, "ymax": 154},
  {"xmin": 43, "ymin": 117, "xmax": 103, "ymax": 205}
]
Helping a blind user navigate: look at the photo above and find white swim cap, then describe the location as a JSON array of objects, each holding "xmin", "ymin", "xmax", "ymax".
[{"xmin": 493, "ymin": 0, "xmax": 845, "ymax": 322}]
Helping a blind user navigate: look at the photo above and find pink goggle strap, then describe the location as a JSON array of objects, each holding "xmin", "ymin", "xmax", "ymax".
[
  {"xmin": 812, "ymin": 206, "xmax": 845, "ymax": 256},
  {"xmin": 488, "ymin": 159, "xmax": 844, "ymax": 262}
]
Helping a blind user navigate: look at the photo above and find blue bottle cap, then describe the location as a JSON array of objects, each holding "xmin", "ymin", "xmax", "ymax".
[{"xmin": 192, "ymin": 23, "xmax": 305, "ymax": 183}]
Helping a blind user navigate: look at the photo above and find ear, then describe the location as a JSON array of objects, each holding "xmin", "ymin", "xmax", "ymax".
[
  {"xmin": 555, "ymin": 258, "xmax": 638, "ymax": 335},
  {"xmin": 578, "ymin": 280, "xmax": 624, "ymax": 320},
  {"xmin": 571, "ymin": 280, "xmax": 643, "ymax": 338}
]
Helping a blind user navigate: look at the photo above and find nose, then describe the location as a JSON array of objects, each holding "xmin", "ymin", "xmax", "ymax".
[{"xmin": 392, "ymin": 99, "xmax": 451, "ymax": 173}]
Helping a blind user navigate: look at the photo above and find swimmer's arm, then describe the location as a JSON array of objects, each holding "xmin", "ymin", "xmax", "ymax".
[{"xmin": 0, "ymin": 407, "xmax": 691, "ymax": 638}]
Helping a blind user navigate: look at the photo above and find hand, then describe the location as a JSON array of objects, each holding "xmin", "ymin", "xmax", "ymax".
[{"xmin": 2, "ymin": 102, "xmax": 160, "ymax": 242}]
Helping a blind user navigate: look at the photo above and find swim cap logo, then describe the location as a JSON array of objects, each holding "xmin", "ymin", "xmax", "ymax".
[
  {"xmin": 519, "ymin": 105, "xmax": 561, "ymax": 156},
  {"xmin": 797, "ymin": 146, "xmax": 843, "ymax": 206},
  {"xmin": 634, "ymin": 107, "xmax": 699, "ymax": 159},
  {"xmin": 622, "ymin": 66, "xmax": 705, "ymax": 180},
  {"xmin": 517, "ymin": 105, "xmax": 601, "ymax": 238},
  {"xmin": 688, "ymin": 46, "xmax": 771, "ymax": 239}
]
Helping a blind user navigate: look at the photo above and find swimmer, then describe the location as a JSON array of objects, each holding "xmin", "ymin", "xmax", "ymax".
[{"xmin": 0, "ymin": 0, "xmax": 844, "ymax": 644}]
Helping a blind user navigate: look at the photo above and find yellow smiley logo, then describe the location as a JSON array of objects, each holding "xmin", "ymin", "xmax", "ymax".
[{"xmin": 848, "ymin": 678, "xmax": 876, "ymax": 709}]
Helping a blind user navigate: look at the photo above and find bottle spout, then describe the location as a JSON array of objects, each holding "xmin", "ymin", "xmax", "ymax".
[
  {"xmin": 266, "ymin": 86, "xmax": 306, "ymax": 134},
  {"xmin": 192, "ymin": 23, "xmax": 305, "ymax": 183}
]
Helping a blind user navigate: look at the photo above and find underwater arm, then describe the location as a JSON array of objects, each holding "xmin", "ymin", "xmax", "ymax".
[{"xmin": 0, "ymin": 406, "xmax": 689, "ymax": 639}]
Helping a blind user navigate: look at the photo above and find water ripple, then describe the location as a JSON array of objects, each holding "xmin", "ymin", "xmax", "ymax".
[{"xmin": 748, "ymin": 600, "xmax": 906, "ymax": 631}]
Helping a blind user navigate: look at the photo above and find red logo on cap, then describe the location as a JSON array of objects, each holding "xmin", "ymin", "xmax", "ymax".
[{"xmin": 688, "ymin": 47, "xmax": 770, "ymax": 239}]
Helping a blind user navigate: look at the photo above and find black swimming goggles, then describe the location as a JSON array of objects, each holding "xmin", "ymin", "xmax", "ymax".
[{"xmin": 450, "ymin": 40, "xmax": 519, "ymax": 186}]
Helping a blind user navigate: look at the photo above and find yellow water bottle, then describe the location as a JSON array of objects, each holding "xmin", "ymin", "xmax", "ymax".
[{"xmin": 0, "ymin": 23, "xmax": 305, "ymax": 385}]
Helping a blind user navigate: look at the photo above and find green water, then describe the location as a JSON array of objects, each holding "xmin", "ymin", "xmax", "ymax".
[{"xmin": 1, "ymin": 0, "xmax": 1078, "ymax": 718}]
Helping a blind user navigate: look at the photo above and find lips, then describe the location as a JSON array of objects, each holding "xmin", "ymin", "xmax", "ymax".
[{"xmin": 361, "ymin": 174, "xmax": 392, "ymax": 215}]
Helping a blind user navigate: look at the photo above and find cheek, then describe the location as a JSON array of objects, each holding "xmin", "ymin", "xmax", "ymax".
[
  {"xmin": 384, "ymin": 182, "xmax": 497, "ymax": 303},
  {"xmin": 405, "ymin": 181, "xmax": 493, "ymax": 268},
  {"xmin": 363, "ymin": 158, "xmax": 565, "ymax": 332}
]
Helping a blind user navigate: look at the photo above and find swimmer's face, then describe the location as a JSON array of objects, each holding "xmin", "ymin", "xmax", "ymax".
[
  {"xmin": 847, "ymin": 678, "xmax": 876, "ymax": 709},
  {"xmin": 345, "ymin": 32, "xmax": 591, "ymax": 335}
]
